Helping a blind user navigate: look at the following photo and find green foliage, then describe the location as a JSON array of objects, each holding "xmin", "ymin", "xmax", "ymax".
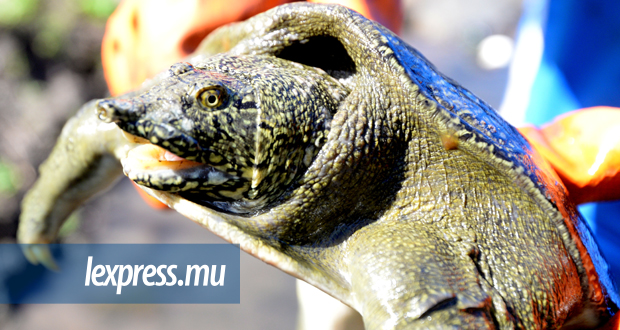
[
  {"xmin": 32, "ymin": 29, "xmax": 64, "ymax": 58},
  {"xmin": 0, "ymin": 0, "xmax": 40, "ymax": 26},
  {"xmin": 58, "ymin": 211, "xmax": 81, "ymax": 237},
  {"xmin": 78, "ymin": 0, "xmax": 118, "ymax": 19},
  {"xmin": 0, "ymin": 159, "xmax": 22, "ymax": 196}
]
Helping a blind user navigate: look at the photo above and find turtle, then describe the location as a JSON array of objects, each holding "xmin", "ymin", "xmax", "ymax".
[{"xmin": 18, "ymin": 3, "xmax": 619, "ymax": 329}]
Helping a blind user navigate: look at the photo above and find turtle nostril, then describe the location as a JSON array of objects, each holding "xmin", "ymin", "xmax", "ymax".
[
  {"xmin": 96, "ymin": 99, "xmax": 138, "ymax": 123},
  {"xmin": 96, "ymin": 100, "xmax": 116, "ymax": 123}
]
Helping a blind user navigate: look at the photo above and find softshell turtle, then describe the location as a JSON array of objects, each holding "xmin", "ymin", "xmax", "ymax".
[{"xmin": 18, "ymin": 3, "xmax": 619, "ymax": 329}]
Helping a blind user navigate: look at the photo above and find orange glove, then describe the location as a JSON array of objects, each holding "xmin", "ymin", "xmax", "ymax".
[
  {"xmin": 518, "ymin": 107, "xmax": 620, "ymax": 205},
  {"xmin": 101, "ymin": 0, "xmax": 402, "ymax": 209}
]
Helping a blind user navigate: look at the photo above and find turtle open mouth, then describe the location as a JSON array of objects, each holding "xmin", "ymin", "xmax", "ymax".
[{"xmin": 121, "ymin": 132, "xmax": 234, "ymax": 193}]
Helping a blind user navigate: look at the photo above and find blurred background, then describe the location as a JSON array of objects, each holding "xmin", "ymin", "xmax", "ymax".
[{"xmin": 0, "ymin": 0, "xmax": 523, "ymax": 329}]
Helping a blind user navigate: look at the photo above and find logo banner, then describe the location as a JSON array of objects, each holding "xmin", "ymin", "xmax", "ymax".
[{"xmin": 0, "ymin": 244, "xmax": 240, "ymax": 304}]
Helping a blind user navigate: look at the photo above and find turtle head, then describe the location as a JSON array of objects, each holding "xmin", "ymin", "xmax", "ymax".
[{"xmin": 97, "ymin": 56, "xmax": 348, "ymax": 214}]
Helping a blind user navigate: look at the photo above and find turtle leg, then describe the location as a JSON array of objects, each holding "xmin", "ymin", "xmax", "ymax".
[
  {"xmin": 347, "ymin": 222, "xmax": 505, "ymax": 330},
  {"xmin": 18, "ymin": 100, "xmax": 131, "ymax": 261}
]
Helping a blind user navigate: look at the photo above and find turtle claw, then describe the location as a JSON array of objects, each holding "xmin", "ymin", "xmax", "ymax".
[{"xmin": 21, "ymin": 244, "xmax": 59, "ymax": 272}]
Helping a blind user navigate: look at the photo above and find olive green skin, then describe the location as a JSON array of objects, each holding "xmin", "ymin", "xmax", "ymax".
[{"xmin": 18, "ymin": 3, "xmax": 618, "ymax": 329}]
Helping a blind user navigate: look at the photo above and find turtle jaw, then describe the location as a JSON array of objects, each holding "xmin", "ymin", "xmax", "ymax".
[
  {"xmin": 120, "ymin": 140, "xmax": 236, "ymax": 194},
  {"xmin": 120, "ymin": 135, "xmax": 266, "ymax": 215},
  {"xmin": 122, "ymin": 143, "xmax": 200, "ymax": 192}
]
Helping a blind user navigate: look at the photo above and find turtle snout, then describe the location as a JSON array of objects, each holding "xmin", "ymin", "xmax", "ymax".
[{"xmin": 96, "ymin": 99, "xmax": 141, "ymax": 124}]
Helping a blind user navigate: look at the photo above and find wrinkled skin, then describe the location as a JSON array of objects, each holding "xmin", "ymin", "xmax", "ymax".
[{"xmin": 18, "ymin": 4, "xmax": 618, "ymax": 329}]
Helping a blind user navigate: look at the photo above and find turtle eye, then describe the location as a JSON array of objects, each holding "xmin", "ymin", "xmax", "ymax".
[{"xmin": 197, "ymin": 86, "xmax": 227, "ymax": 108}]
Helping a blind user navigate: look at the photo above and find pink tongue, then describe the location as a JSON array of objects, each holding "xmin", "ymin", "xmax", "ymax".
[
  {"xmin": 163, "ymin": 150, "xmax": 186, "ymax": 161},
  {"xmin": 122, "ymin": 144, "xmax": 202, "ymax": 173}
]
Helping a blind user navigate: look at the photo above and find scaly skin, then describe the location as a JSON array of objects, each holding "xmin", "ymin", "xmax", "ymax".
[{"xmin": 19, "ymin": 3, "xmax": 618, "ymax": 329}]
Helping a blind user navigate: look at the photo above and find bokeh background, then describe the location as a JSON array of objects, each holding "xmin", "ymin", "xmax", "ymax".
[{"xmin": 0, "ymin": 0, "xmax": 522, "ymax": 329}]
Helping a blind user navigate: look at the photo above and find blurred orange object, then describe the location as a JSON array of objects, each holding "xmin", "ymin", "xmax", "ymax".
[
  {"xmin": 131, "ymin": 182, "xmax": 170, "ymax": 210},
  {"xmin": 518, "ymin": 107, "xmax": 620, "ymax": 205},
  {"xmin": 102, "ymin": 0, "xmax": 402, "ymax": 97}
]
